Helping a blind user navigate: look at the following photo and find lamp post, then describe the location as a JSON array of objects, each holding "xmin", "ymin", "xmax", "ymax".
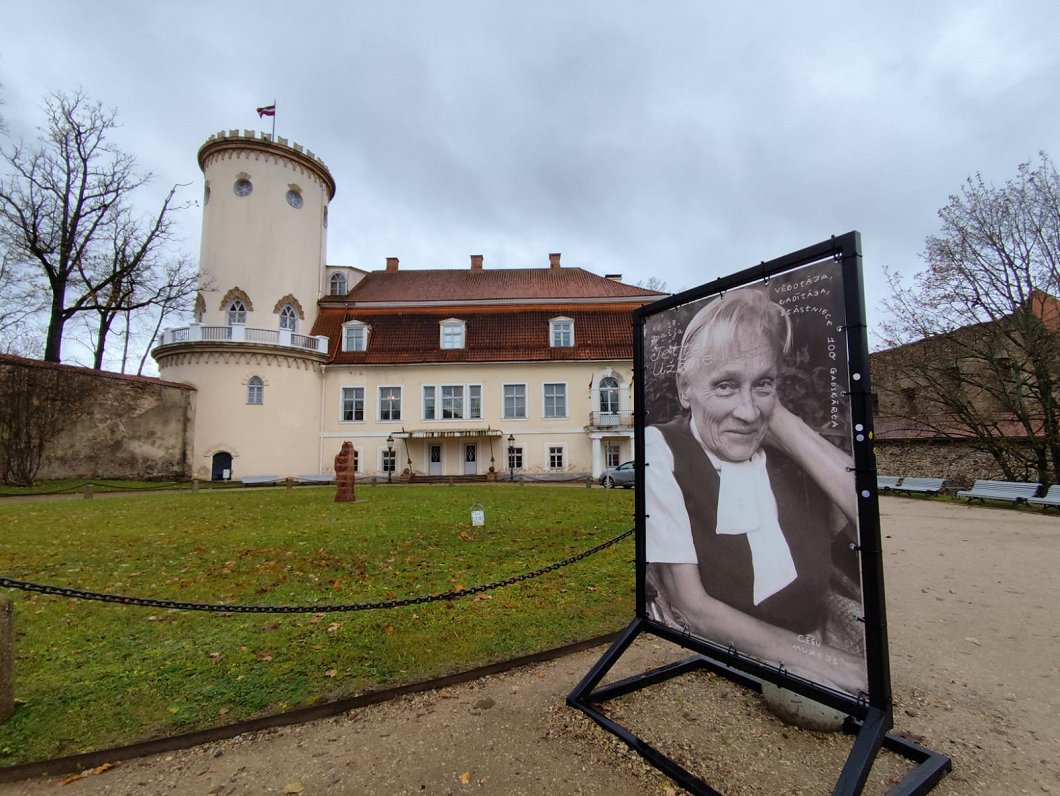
[
  {"xmin": 507, "ymin": 434, "xmax": 515, "ymax": 482},
  {"xmin": 386, "ymin": 433, "xmax": 394, "ymax": 483}
]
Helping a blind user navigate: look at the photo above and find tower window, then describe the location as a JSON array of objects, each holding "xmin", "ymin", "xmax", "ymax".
[
  {"xmin": 233, "ymin": 178, "xmax": 253, "ymax": 197},
  {"xmin": 330, "ymin": 272, "xmax": 347, "ymax": 295},
  {"xmin": 279, "ymin": 304, "xmax": 297, "ymax": 332},
  {"xmin": 228, "ymin": 300, "xmax": 247, "ymax": 325},
  {"xmin": 247, "ymin": 376, "xmax": 264, "ymax": 405},
  {"xmin": 286, "ymin": 189, "xmax": 303, "ymax": 209}
]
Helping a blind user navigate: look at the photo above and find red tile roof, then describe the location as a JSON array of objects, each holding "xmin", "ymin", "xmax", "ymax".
[
  {"xmin": 326, "ymin": 267, "xmax": 664, "ymax": 304},
  {"xmin": 313, "ymin": 304, "xmax": 643, "ymax": 365}
]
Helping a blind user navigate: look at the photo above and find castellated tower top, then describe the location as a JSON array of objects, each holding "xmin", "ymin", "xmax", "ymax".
[{"xmin": 197, "ymin": 129, "xmax": 336, "ymax": 200}]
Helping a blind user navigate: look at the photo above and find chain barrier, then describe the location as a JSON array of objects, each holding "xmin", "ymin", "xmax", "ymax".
[
  {"xmin": 516, "ymin": 474, "xmax": 590, "ymax": 484},
  {"xmin": 0, "ymin": 528, "xmax": 633, "ymax": 615},
  {"xmin": 0, "ymin": 481, "xmax": 188, "ymax": 499}
]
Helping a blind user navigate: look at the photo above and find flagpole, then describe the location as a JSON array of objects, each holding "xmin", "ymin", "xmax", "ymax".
[{"xmin": 271, "ymin": 99, "xmax": 276, "ymax": 140}]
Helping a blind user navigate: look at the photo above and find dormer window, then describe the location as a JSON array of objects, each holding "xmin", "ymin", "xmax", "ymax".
[
  {"xmin": 329, "ymin": 272, "xmax": 347, "ymax": 295},
  {"xmin": 550, "ymin": 317, "xmax": 574, "ymax": 347},
  {"xmin": 343, "ymin": 321, "xmax": 369, "ymax": 352},
  {"xmin": 440, "ymin": 318, "xmax": 466, "ymax": 350}
]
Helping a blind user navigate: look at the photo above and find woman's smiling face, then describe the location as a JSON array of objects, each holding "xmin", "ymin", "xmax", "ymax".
[{"xmin": 679, "ymin": 331, "xmax": 779, "ymax": 462}]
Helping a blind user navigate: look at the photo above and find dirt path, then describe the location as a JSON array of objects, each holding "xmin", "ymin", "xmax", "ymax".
[{"xmin": 2, "ymin": 498, "xmax": 1058, "ymax": 795}]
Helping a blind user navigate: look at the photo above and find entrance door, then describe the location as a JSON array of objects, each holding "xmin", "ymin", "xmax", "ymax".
[
  {"xmin": 211, "ymin": 451, "xmax": 232, "ymax": 481},
  {"xmin": 464, "ymin": 444, "xmax": 477, "ymax": 475},
  {"xmin": 429, "ymin": 444, "xmax": 443, "ymax": 476}
]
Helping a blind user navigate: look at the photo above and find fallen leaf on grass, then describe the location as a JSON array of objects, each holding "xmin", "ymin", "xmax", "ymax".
[
  {"xmin": 457, "ymin": 771, "xmax": 471, "ymax": 785},
  {"xmin": 326, "ymin": 622, "xmax": 341, "ymax": 633},
  {"xmin": 257, "ymin": 651, "xmax": 273, "ymax": 662},
  {"xmin": 325, "ymin": 668, "xmax": 338, "ymax": 678},
  {"xmin": 473, "ymin": 594, "xmax": 492, "ymax": 601},
  {"xmin": 58, "ymin": 762, "xmax": 117, "ymax": 785}
]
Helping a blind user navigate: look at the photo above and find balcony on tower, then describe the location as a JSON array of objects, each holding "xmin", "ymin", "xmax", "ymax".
[{"xmin": 154, "ymin": 323, "xmax": 330, "ymax": 355}]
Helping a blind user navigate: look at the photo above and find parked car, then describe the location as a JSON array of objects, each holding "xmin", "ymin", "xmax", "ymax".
[{"xmin": 600, "ymin": 461, "xmax": 635, "ymax": 488}]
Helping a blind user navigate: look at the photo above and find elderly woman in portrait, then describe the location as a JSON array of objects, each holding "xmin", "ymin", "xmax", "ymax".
[{"xmin": 645, "ymin": 288, "xmax": 866, "ymax": 694}]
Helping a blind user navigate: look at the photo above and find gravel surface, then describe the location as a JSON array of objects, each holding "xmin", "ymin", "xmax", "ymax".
[{"xmin": 2, "ymin": 497, "xmax": 1057, "ymax": 795}]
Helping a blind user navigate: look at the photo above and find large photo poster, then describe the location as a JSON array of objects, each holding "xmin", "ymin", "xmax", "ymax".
[{"xmin": 640, "ymin": 256, "xmax": 868, "ymax": 695}]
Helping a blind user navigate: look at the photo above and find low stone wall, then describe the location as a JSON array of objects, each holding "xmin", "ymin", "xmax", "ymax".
[
  {"xmin": 0, "ymin": 355, "xmax": 195, "ymax": 481},
  {"xmin": 874, "ymin": 440, "xmax": 1011, "ymax": 489}
]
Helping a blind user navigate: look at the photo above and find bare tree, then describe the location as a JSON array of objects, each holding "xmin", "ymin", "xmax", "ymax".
[
  {"xmin": 0, "ymin": 90, "xmax": 190, "ymax": 364},
  {"xmin": 878, "ymin": 152, "xmax": 1060, "ymax": 485}
]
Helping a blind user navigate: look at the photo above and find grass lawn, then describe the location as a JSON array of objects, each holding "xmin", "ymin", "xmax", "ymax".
[{"xmin": 0, "ymin": 484, "xmax": 635, "ymax": 765}]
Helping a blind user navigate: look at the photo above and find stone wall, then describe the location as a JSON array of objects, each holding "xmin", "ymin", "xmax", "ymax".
[
  {"xmin": 873, "ymin": 439, "xmax": 1014, "ymax": 489},
  {"xmin": 0, "ymin": 355, "xmax": 195, "ymax": 481}
]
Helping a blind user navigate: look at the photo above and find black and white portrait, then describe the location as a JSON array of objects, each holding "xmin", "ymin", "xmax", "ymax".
[{"xmin": 642, "ymin": 260, "xmax": 867, "ymax": 695}]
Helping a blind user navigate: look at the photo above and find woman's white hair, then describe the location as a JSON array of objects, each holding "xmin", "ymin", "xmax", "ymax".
[{"xmin": 676, "ymin": 288, "xmax": 791, "ymax": 400}]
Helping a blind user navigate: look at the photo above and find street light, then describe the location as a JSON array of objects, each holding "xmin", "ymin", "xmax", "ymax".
[
  {"xmin": 386, "ymin": 433, "xmax": 394, "ymax": 483},
  {"xmin": 507, "ymin": 434, "xmax": 515, "ymax": 482}
]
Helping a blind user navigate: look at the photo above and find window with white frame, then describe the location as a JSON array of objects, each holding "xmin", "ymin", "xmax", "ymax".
[
  {"xmin": 503, "ymin": 384, "xmax": 527, "ymax": 419},
  {"xmin": 422, "ymin": 384, "xmax": 483, "ymax": 420},
  {"xmin": 441, "ymin": 385, "xmax": 463, "ymax": 419},
  {"xmin": 279, "ymin": 303, "xmax": 297, "ymax": 332},
  {"xmin": 550, "ymin": 317, "xmax": 574, "ymax": 347},
  {"xmin": 508, "ymin": 446, "xmax": 524, "ymax": 471},
  {"xmin": 606, "ymin": 443, "xmax": 621, "ymax": 468},
  {"xmin": 379, "ymin": 386, "xmax": 402, "ymax": 421},
  {"xmin": 440, "ymin": 319, "xmax": 466, "ymax": 350},
  {"xmin": 340, "ymin": 387, "xmax": 364, "ymax": 422},
  {"xmin": 548, "ymin": 446, "xmax": 565, "ymax": 470},
  {"xmin": 330, "ymin": 272, "xmax": 347, "ymax": 295},
  {"xmin": 543, "ymin": 383, "xmax": 567, "ymax": 418},
  {"xmin": 247, "ymin": 376, "xmax": 263, "ymax": 405},
  {"xmin": 422, "ymin": 386, "xmax": 436, "ymax": 420},
  {"xmin": 228, "ymin": 300, "xmax": 247, "ymax": 325},
  {"xmin": 343, "ymin": 322, "xmax": 368, "ymax": 352},
  {"xmin": 599, "ymin": 376, "xmax": 620, "ymax": 414}
]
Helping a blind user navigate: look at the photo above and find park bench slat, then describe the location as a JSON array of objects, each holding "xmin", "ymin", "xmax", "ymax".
[
  {"xmin": 956, "ymin": 480, "xmax": 1040, "ymax": 504},
  {"xmin": 1027, "ymin": 484, "xmax": 1060, "ymax": 509},
  {"xmin": 894, "ymin": 477, "xmax": 946, "ymax": 494},
  {"xmin": 877, "ymin": 476, "xmax": 901, "ymax": 491}
]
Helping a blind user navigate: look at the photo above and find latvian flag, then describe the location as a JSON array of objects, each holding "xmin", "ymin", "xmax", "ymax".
[{"xmin": 256, "ymin": 104, "xmax": 276, "ymax": 118}]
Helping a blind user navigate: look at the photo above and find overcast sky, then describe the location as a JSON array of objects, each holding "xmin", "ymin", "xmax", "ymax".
[{"xmin": 3, "ymin": 1, "xmax": 1059, "ymax": 357}]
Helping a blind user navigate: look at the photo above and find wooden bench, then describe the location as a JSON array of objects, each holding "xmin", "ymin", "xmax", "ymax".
[
  {"xmin": 877, "ymin": 476, "xmax": 901, "ymax": 491},
  {"xmin": 955, "ymin": 480, "xmax": 1040, "ymax": 504},
  {"xmin": 893, "ymin": 477, "xmax": 946, "ymax": 495},
  {"xmin": 1027, "ymin": 484, "xmax": 1060, "ymax": 511}
]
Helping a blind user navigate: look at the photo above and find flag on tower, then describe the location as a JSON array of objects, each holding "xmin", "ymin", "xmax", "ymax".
[{"xmin": 256, "ymin": 104, "xmax": 276, "ymax": 118}]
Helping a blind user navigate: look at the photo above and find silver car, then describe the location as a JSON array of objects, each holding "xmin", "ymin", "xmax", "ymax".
[{"xmin": 600, "ymin": 461, "xmax": 635, "ymax": 488}]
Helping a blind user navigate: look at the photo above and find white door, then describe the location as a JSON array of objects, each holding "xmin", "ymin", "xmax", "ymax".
[
  {"xmin": 464, "ymin": 444, "xmax": 477, "ymax": 475},
  {"xmin": 429, "ymin": 444, "xmax": 443, "ymax": 476}
]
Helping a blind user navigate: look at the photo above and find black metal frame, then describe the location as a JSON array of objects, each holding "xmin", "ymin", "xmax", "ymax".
[{"xmin": 568, "ymin": 232, "xmax": 951, "ymax": 795}]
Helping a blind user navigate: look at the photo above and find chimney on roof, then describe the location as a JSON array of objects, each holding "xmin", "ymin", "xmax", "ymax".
[
  {"xmin": 549, "ymin": 253, "xmax": 561, "ymax": 270},
  {"xmin": 605, "ymin": 274, "xmax": 623, "ymax": 282},
  {"xmin": 470, "ymin": 254, "xmax": 484, "ymax": 271},
  {"xmin": 386, "ymin": 257, "xmax": 399, "ymax": 272}
]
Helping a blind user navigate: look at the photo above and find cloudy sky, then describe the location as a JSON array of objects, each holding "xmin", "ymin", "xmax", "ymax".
[{"xmin": 3, "ymin": 1, "xmax": 1059, "ymax": 358}]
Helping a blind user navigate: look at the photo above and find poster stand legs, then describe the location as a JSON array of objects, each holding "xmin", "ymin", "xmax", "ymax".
[{"xmin": 567, "ymin": 618, "xmax": 951, "ymax": 796}]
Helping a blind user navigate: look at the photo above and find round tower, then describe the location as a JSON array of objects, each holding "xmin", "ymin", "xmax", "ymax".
[{"xmin": 153, "ymin": 130, "xmax": 336, "ymax": 481}]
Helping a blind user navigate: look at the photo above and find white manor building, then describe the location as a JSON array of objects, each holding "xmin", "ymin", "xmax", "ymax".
[{"xmin": 153, "ymin": 130, "xmax": 665, "ymax": 482}]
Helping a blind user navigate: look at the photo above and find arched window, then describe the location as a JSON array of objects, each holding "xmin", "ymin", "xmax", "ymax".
[
  {"xmin": 279, "ymin": 304, "xmax": 297, "ymax": 333},
  {"xmin": 228, "ymin": 300, "xmax": 247, "ymax": 325},
  {"xmin": 247, "ymin": 376, "xmax": 264, "ymax": 405},
  {"xmin": 330, "ymin": 272, "xmax": 347, "ymax": 295},
  {"xmin": 599, "ymin": 376, "xmax": 620, "ymax": 414}
]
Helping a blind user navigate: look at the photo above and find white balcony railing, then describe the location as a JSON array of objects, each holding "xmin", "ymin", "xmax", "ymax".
[{"xmin": 156, "ymin": 324, "xmax": 329, "ymax": 354}]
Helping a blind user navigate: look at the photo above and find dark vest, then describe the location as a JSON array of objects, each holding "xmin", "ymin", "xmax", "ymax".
[{"xmin": 656, "ymin": 417, "xmax": 832, "ymax": 633}]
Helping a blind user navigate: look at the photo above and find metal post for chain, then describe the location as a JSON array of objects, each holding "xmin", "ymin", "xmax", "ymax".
[
  {"xmin": 0, "ymin": 594, "xmax": 13, "ymax": 723},
  {"xmin": 83, "ymin": 484, "xmax": 93, "ymax": 499},
  {"xmin": 192, "ymin": 479, "xmax": 200, "ymax": 493}
]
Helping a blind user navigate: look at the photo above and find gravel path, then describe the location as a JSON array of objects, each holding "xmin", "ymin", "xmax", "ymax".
[{"xmin": 2, "ymin": 498, "xmax": 1057, "ymax": 795}]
